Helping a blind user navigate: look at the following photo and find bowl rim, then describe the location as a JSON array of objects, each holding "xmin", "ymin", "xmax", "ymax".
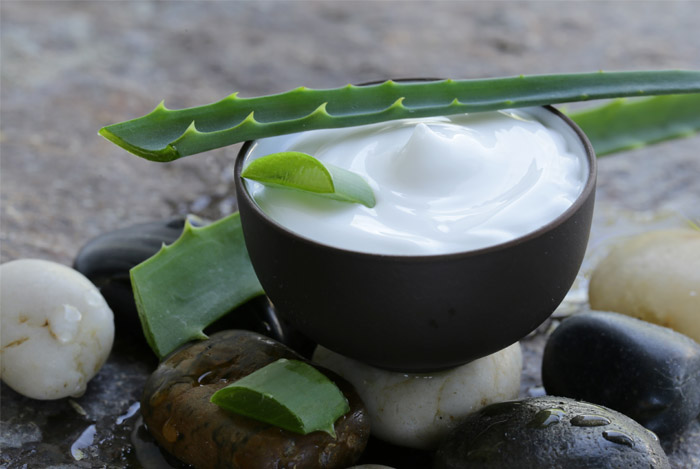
[{"xmin": 234, "ymin": 105, "xmax": 596, "ymax": 263}]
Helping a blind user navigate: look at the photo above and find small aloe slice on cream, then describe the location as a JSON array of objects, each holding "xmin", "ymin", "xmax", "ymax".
[
  {"xmin": 241, "ymin": 151, "xmax": 376, "ymax": 208},
  {"xmin": 210, "ymin": 358, "xmax": 350, "ymax": 437}
]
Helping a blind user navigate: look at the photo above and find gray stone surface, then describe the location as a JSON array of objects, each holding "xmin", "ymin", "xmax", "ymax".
[{"xmin": 1, "ymin": 1, "xmax": 699, "ymax": 468}]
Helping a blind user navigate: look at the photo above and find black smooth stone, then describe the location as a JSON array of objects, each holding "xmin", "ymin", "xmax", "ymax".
[
  {"xmin": 542, "ymin": 311, "xmax": 700, "ymax": 437},
  {"xmin": 74, "ymin": 216, "xmax": 206, "ymax": 285},
  {"xmin": 73, "ymin": 216, "xmax": 206, "ymax": 332},
  {"xmin": 434, "ymin": 396, "xmax": 670, "ymax": 469},
  {"xmin": 73, "ymin": 217, "xmax": 315, "ymax": 356},
  {"xmin": 208, "ymin": 297, "xmax": 316, "ymax": 359}
]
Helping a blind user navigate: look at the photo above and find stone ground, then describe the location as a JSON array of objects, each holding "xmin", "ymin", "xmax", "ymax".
[{"xmin": 1, "ymin": 1, "xmax": 699, "ymax": 468}]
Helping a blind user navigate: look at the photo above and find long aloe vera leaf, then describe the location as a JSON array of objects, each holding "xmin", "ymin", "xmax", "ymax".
[
  {"xmin": 241, "ymin": 151, "xmax": 376, "ymax": 208},
  {"xmin": 100, "ymin": 70, "xmax": 700, "ymax": 162},
  {"xmin": 568, "ymin": 94, "xmax": 700, "ymax": 156},
  {"xmin": 130, "ymin": 212, "xmax": 264, "ymax": 358}
]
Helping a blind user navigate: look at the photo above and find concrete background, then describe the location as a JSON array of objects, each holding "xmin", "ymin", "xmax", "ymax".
[
  {"xmin": 2, "ymin": 1, "xmax": 699, "ymax": 467},
  {"xmin": 3, "ymin": 1, "xmax": 700, "ymax": 266}
]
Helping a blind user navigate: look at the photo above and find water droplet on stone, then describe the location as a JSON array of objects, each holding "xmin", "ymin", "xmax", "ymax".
[
  {"xmin": 197, "ymin": 370, "xmax": 213, "ymax": 385},
  {"xmin": 131, "ymin": 416, "xmax": 179, "ymax": 468},
  {"xmin": 529, "ymin": 408, "xmax": 565, "ymax": 428},
  {"xmin": 570, "ymin": 414, "xmax": 611, "ymax": 427},
  {"xmin": 161, "ymin": 418, "xmax": 179, "ymax": 443},
  {"xmin": 71, "ymin": 424, "xmax": 96, "ymax": 460},
  {"xmin": 116, "ymin": 402, "xmax": 141, "ymax": 425},
  {"xmin": 481, "ymin": 401, "xmax": 522, "ymax": 416},
  {"xmin": 603, "ymin": 430, "xmax": 634, "ymax": 447},
  {"xmin": 149, "ymin": 388, "xmax": 167, "ymax": 407}
]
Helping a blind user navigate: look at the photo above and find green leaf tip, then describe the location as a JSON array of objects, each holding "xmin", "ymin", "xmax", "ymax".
[
  {"xmin": 130, "ymin": 212, "xmax": 264, "ymax": 359},
  {"xmin": 100, "ymin": 70, "xmax": 700, "ymax": 162},
  {"xmin": 242, "ymin": 151, "xmax": 376, "ymax": 208},
  {"xmin": 210, "ymin": 358, "xmax": 350, "ymax": 437}
]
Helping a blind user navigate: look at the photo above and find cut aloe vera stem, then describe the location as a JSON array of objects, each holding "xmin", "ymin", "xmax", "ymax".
[
  {"xmin": 568, "ymin": 93, "xmax": 700, "ymax": 156},
  {"xmin": 241, "ymin": 151, "xmax": 376, "ymax": 208},
  {"xmin": 131, "ymin": 213, "xmax": 264, "ymax": 359},
  {"xmin": 99, "ymin": 70, "xmax": 700, "ymax": 162},
  {"xmin": 210, "ymin": 358, "xmax": 350, "ymax": 437}
]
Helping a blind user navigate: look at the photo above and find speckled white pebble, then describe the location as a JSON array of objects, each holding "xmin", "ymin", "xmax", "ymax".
[
  {"xmin": 0, "ymin": 259, "xmax": 114, "ymax": 399},
  {"xmin": 313, "ymin": 342, "xmax": 522, "ymax": 450}
]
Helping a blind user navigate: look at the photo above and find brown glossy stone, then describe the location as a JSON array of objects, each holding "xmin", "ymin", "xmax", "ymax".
[{"xmin": 141, "ymin": 330, "xmax": 369, "ymax": 469}]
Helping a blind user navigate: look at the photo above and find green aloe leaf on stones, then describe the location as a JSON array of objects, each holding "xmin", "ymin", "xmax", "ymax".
[{"xmin": 130, "ymin": 213, "xmax": 264, "ymax": 359}]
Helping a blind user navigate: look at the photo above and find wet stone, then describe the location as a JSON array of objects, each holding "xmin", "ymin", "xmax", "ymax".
[
  {"xmin": 542, "ymin": 311, "xmax": 700, "ymax": 437},
  {"xmin": 141, "ymin": 330, "xmax": 369, "ymax": 468},
  {"xmin": 528, "ymin": 408, "xmax": 565, "ymax": 428},
  {"xmin": 434, "ymin": 396, "xmax": 670, "ymax": 469}
]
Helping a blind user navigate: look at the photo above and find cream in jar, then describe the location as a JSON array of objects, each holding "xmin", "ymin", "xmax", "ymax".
[{"xmin": 243, "ymin": 108, "xmax": 588, "ymax": 256}]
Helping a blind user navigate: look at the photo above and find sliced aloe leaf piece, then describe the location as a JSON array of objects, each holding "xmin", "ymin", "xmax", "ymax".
[
  {"xmin": 130, "ymin": 212, "xmax": 264, "ymax": 359},
  {"xmin": 568, "ymin": 93, "xmax": 700, "ymax": 156},
  {"xmin": 210, "ymin": 358, "xmax": 350, "ymax": 437},
  {"xmin": 241, "ymin": 151, "xmax": 376, "ymax": 208},
  {"xmin": 100, "ymin": 70, "xmax": 700, "ymax": 162}
]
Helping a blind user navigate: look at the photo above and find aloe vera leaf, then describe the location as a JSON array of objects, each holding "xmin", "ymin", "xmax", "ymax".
[
  {"xmin": 241, "ymin": 151, "xmax": 376, "ymax": 208},
  {"xmin": 210, "ymin": 358, "xmax": 350, "ymax": 437},
  {"xmin": 568, "ymin": 94, "xmax": 700, "ymax": 156},
  {"xmin": 130, "ymin": 212, "xmax": 263, "ymax": 359},
  {"xmin": 99, "ymin": 70, "xmax": 700, "ymax": 162}
]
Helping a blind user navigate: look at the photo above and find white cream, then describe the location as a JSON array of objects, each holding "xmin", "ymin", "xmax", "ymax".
[{"xmin": 244, "ymin": 108, "xmax": 588, "ymax": 255}]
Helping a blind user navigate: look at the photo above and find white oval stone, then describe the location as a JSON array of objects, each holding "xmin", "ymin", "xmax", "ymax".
[
  {"xmin": 589, "ymin": 229, "xmax": 700, "ymax": 343},
  {"xmin": 0, "ymin": 259, "xmax": 115, "ymax": 399},
  {"xmin": 313, "ymin": 342, "xmax": 522, "ymax": 450}
]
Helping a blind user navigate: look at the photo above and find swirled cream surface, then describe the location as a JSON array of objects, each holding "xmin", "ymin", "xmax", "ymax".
[{"xmin": 244, "ymin": 109, "xmax": 588, "ymax": 255}]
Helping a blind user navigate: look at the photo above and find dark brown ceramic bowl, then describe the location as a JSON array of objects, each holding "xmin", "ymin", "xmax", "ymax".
[{"xmin": 235, "ymin": 105, "xmax": 596, "ymax": 372}]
